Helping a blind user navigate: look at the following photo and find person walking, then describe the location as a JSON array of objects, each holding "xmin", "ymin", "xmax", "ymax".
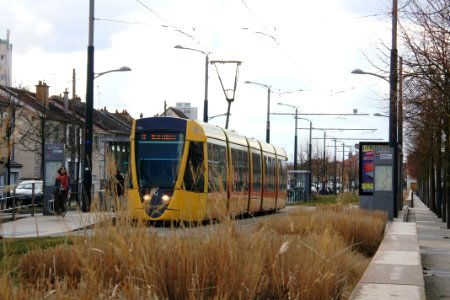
[
  {"xmin": 115, "ymin": 170, "xmax": 125, "ymax": 197},
  {"xmin": 53, "ymin": 166, "xmax": 70, "ymax": 217},
  {"xmin": 113, "ymin": 169, "xmax": 125, "ymax": 211}
]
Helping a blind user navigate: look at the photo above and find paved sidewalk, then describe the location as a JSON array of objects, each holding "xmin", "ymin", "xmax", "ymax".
[
  {"xmin": 350, "ymin": 208, "xmax": 425, "ymax": 300},
  {"xmin": 411, "ymin": 195, "xmax": 450, "ymax": 299},
  {"xmin": 0, "ymin": 210, "xmax": 113, "ymax": 238}
]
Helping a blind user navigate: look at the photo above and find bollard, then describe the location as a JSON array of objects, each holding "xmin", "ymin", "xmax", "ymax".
[
  {"xmin": 31, "ymin": 182, "xmax": 35, "ymax": 217},
  {"xmin": 410, "ymin": 190, "xmax": 414, "ymax": 208},
  {"xmin": 12, "ymin": 195, "xmax": 16, "ymax": 221}
]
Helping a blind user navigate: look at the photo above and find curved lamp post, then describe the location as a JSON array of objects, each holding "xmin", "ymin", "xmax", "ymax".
[
  {"xmin": 174, "ymin": 45, "xmax": 210, "ymax": 123},
  {"xmin": 94, "ymin": 66, "xmax": 131, "ymax": 79},
  {"xmin": 298, "ymin": 117, "xmax": 313, "ymax": 199},
  {"xmin": 277, "ymin": 103, "xmax": 298, "ymax": 170},
  {"xmin": 208, "ymin": 113, "xmax": 230, "ymax": 121},
  {"xmin": 83, "ymin": 65, "xmax": 131, "ymax": 212},
  {"xmin": 245, "ymin": 80, "xmax": 271, "ymax": 143},
  {"xmin": 352, "ymin": 49, "xmax": 399, "ymax": 220},
  {"xmin": 351, "ymin": 69, "xmax": 389, "ymax": 82}
]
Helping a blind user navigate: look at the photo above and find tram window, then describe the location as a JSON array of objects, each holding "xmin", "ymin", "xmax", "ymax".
[
  {"xmin": 207, "ymin": 143, "xmax": 227, "ymax": 193},
  {"xmin": 231, "ymin": 149, "xmax": 238, "ymax": 191},
  {"xmin": 135, "ymin": 133, "xmax": 184, "ymax": 188},
  {"xmin": 218, "ymin": 145, "xmax": 227, "ymax": 191},
  {"xmin": 252, "ymin": 153, "xmax": 262, "ymax": 193},
  {"xmin": 230, "ymin": 148, "xmax": 250, "ymax": 192},
  {"xmin": 270, "ymin": 157, "xmax": 276, "ymax": 190},
  {"xmin": 264, "ymin": 156, "xmax": 276, "ymax": 193},
  {"xmin": 278, "ymin": 159, "xmax": 287, "ymax": 192},
  {"xmin": 241, "ymin": 150, "xmax": 249, "ymax": 191},
  {"xmin": 184, "ymin": 142, "xmax": 205, "ymax": 192}
]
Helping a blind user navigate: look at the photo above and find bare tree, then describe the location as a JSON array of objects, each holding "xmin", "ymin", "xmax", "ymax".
[{"xmin": 400, "ymin": 0, "xmax": 450, "ymax": 226}]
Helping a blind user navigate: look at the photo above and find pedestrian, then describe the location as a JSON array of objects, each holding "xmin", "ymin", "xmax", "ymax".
[
  {"xmin": 53, "ymin": 166, "xmax": 70, "ymax": 217},
  {"xmin": 115, "ymin": 170, "xmax": 125, "ymax": 197}
]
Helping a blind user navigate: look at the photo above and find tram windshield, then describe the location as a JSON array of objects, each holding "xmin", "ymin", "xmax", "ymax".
[{"xmin": 135, "ymin": 132, "xmax": 185, "ymax": 188}]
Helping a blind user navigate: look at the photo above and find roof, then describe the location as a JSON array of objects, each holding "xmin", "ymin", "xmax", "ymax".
[
  {"xmin": 161, "ymin": 107, "xmax": 189, "ymax": 119},
  {"xmin": 0, "ymin": 84, "xmax": 133, "ymax": 135}
]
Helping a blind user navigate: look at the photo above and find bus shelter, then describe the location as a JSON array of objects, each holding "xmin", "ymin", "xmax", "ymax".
[{"xmin": 287, "ymin": 170, "xmax": 311, "ymax": 202}]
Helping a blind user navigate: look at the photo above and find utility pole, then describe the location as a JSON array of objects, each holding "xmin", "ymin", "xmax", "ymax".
[
  {"xmin": 71, "ymin": 68, "xmax": 78, "ymax": 206},
  {"xmin": 389, "ymin": 0, "xmax": 399, "ymax": 218},
  {"xmin": 83, "ymin": 0, "xmax": 95, "ymax": 212}
]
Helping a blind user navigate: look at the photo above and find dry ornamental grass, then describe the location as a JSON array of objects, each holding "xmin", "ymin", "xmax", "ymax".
[{"xmin": 0, "ymin": 201, "xmax": 387, "ymax": 300}]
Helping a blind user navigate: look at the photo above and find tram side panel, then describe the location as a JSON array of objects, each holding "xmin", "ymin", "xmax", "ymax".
[
  {"xmin": 175, "ymin": 139, "xmax": 208, "ymax": 221},
  {"xmin": 247, "ymin": 138, "xmax": 263, "ymax": 213},
  {"xmin": 275, "ymin": 148, "xmax": 288, "ymax": 210},
  {"xmin": 260, "ymin": 141, "xmax": 277, "ymax": 211},
  {"xmin": 205, "ymin": 140, "xmax": 228, "ymax": 219},
  {"xmin": 262, "ymin": 153, "xmax": 277, "ymax": 210},
  {"xmin": 228, "ymin": 143, "xmax": 250, "ymax": 216}
]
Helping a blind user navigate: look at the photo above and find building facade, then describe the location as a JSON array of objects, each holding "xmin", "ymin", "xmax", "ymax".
[
  {"xmin": 0, "ymin": 82, "xmax": 132, "ymax": 201},
  {"xmin": 0, "ymin": 30, "xmax": 12, "ymax": 87},
  {"xmin": 0, "ymin": 30, "xmax": 12, "ymax": 86},
  {"xmin": 174, "ymin": 102, "xmax": 198, "ymax": 120}
]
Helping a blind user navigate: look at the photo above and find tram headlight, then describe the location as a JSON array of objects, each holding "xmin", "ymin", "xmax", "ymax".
[
  {"xmin": 142, "ymin": 194, "xmax": 152, "ymax": 209},
  {"xmin": 161, "ymin": 193, "xmax": 171, "ymax": 205}
]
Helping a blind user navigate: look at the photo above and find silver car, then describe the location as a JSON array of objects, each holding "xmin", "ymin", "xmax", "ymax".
[{"xmin": 14, "ymin": 180, "xmax": 43, "ymax": 206}]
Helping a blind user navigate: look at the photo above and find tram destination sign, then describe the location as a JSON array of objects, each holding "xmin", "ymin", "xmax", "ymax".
[{"xmin": 139, "ymin": 132, "xmax": 183, "ymax": 141}]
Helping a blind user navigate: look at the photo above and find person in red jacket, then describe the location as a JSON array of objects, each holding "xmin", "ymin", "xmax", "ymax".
[{"xmin": 53, "ymin": 166, "xmax": 70, "ymax": 217}]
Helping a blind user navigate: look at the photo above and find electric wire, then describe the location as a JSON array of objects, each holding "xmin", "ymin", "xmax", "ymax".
[{"xmin": 133, "ymin": 0, "xmax": 208, "ymax": 51}]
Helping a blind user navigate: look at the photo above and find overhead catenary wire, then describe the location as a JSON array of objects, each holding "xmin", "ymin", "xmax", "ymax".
[{"xmin": 134, "ymin": 0, "xmax": 208, "ymax": 51}]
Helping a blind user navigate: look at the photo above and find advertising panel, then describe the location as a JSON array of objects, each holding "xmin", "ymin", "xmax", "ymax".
[{"xmin": 358, "ymin": 142, "xmax": 389, "ymax": 195}]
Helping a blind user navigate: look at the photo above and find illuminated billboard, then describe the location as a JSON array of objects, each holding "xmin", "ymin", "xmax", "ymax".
[{"xmin": 358, "ymin": 142, "xmax": 389, "ymax": 195}]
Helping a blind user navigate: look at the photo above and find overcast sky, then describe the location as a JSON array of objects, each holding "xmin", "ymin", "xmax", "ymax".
[{"xmin": 1, "ymin": 0, "xmax": 398, "ymax": 162}]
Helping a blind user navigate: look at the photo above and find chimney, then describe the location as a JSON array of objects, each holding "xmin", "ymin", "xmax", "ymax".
[
  {"xmin": 63, "ymin": 89, "xmax": 69, "ymax": 114},
  {"xmin": 35, "ymin": 80, "xmax": 49, "ymax": 108}
]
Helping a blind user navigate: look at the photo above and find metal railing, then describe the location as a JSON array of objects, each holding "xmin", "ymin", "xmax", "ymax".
[{"xmin": 0, "ymin": 183, "xmax": 42, "ymax": 220}]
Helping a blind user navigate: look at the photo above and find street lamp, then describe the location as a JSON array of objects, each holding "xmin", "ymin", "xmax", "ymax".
[
  {"xmin": 208, "ymin": 113, "xmax": 230, "ymax": 121},
  {"xmin": 245, "ymin": 80, "xmax": 271, "ymax": 143},
  {"xmin": 353, "ymin": 66, "xmax": 399, "ymax": 219},
  {"xmin": 94, "ymin": 66, "xmax": 131, "ymax": 79},
  {"xmin": 174, "ymin": 45, "xmax": 210, "ymax": 123},
  {"xmin": 84, "ymin": 0, "xmax": 133, "ymax": 212},
  {"xmin": 351, "ymin": 69, "xmax": 389, "ymax": 82},
  {"xmin": 351, "ymin": 0, "xmax": 399, "ymax": 219},
  {"xmin": 84, "ymin": 0, "xmax": 95, "ymax": 213},
  {"xmin": 298, "ymin": 117, "xmax": 312, "ymax": 200},
  {"xmin": 277, "ymin": 103, "xmax": 298, "ymax": 170},
  {"xmin": 83, "ymin": 65, "xmax": 132, "ymax": 212}
]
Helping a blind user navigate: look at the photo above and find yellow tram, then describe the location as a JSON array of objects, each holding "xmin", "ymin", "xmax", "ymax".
[{"xmin": 128, "ymin": 116, "xmax": 287, "ymax": 221}]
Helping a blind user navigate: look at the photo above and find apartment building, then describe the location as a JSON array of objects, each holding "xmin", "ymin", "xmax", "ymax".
[
  {"xmin": 0, "ymin": 30, "xmax": 12, "ymax": 87},
  {"xmin": 0, "ymin": 82, "xmax": 132, "ymax": 196}
]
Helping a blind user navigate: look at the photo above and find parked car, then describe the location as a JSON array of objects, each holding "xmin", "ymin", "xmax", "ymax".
[
  {"xmin": 13, "ymin": 180, "xmax": 43, "ymax": 206},
  {"xmin": 319, "ymin": 186, "xmax": 335, "ymax": 195}
]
